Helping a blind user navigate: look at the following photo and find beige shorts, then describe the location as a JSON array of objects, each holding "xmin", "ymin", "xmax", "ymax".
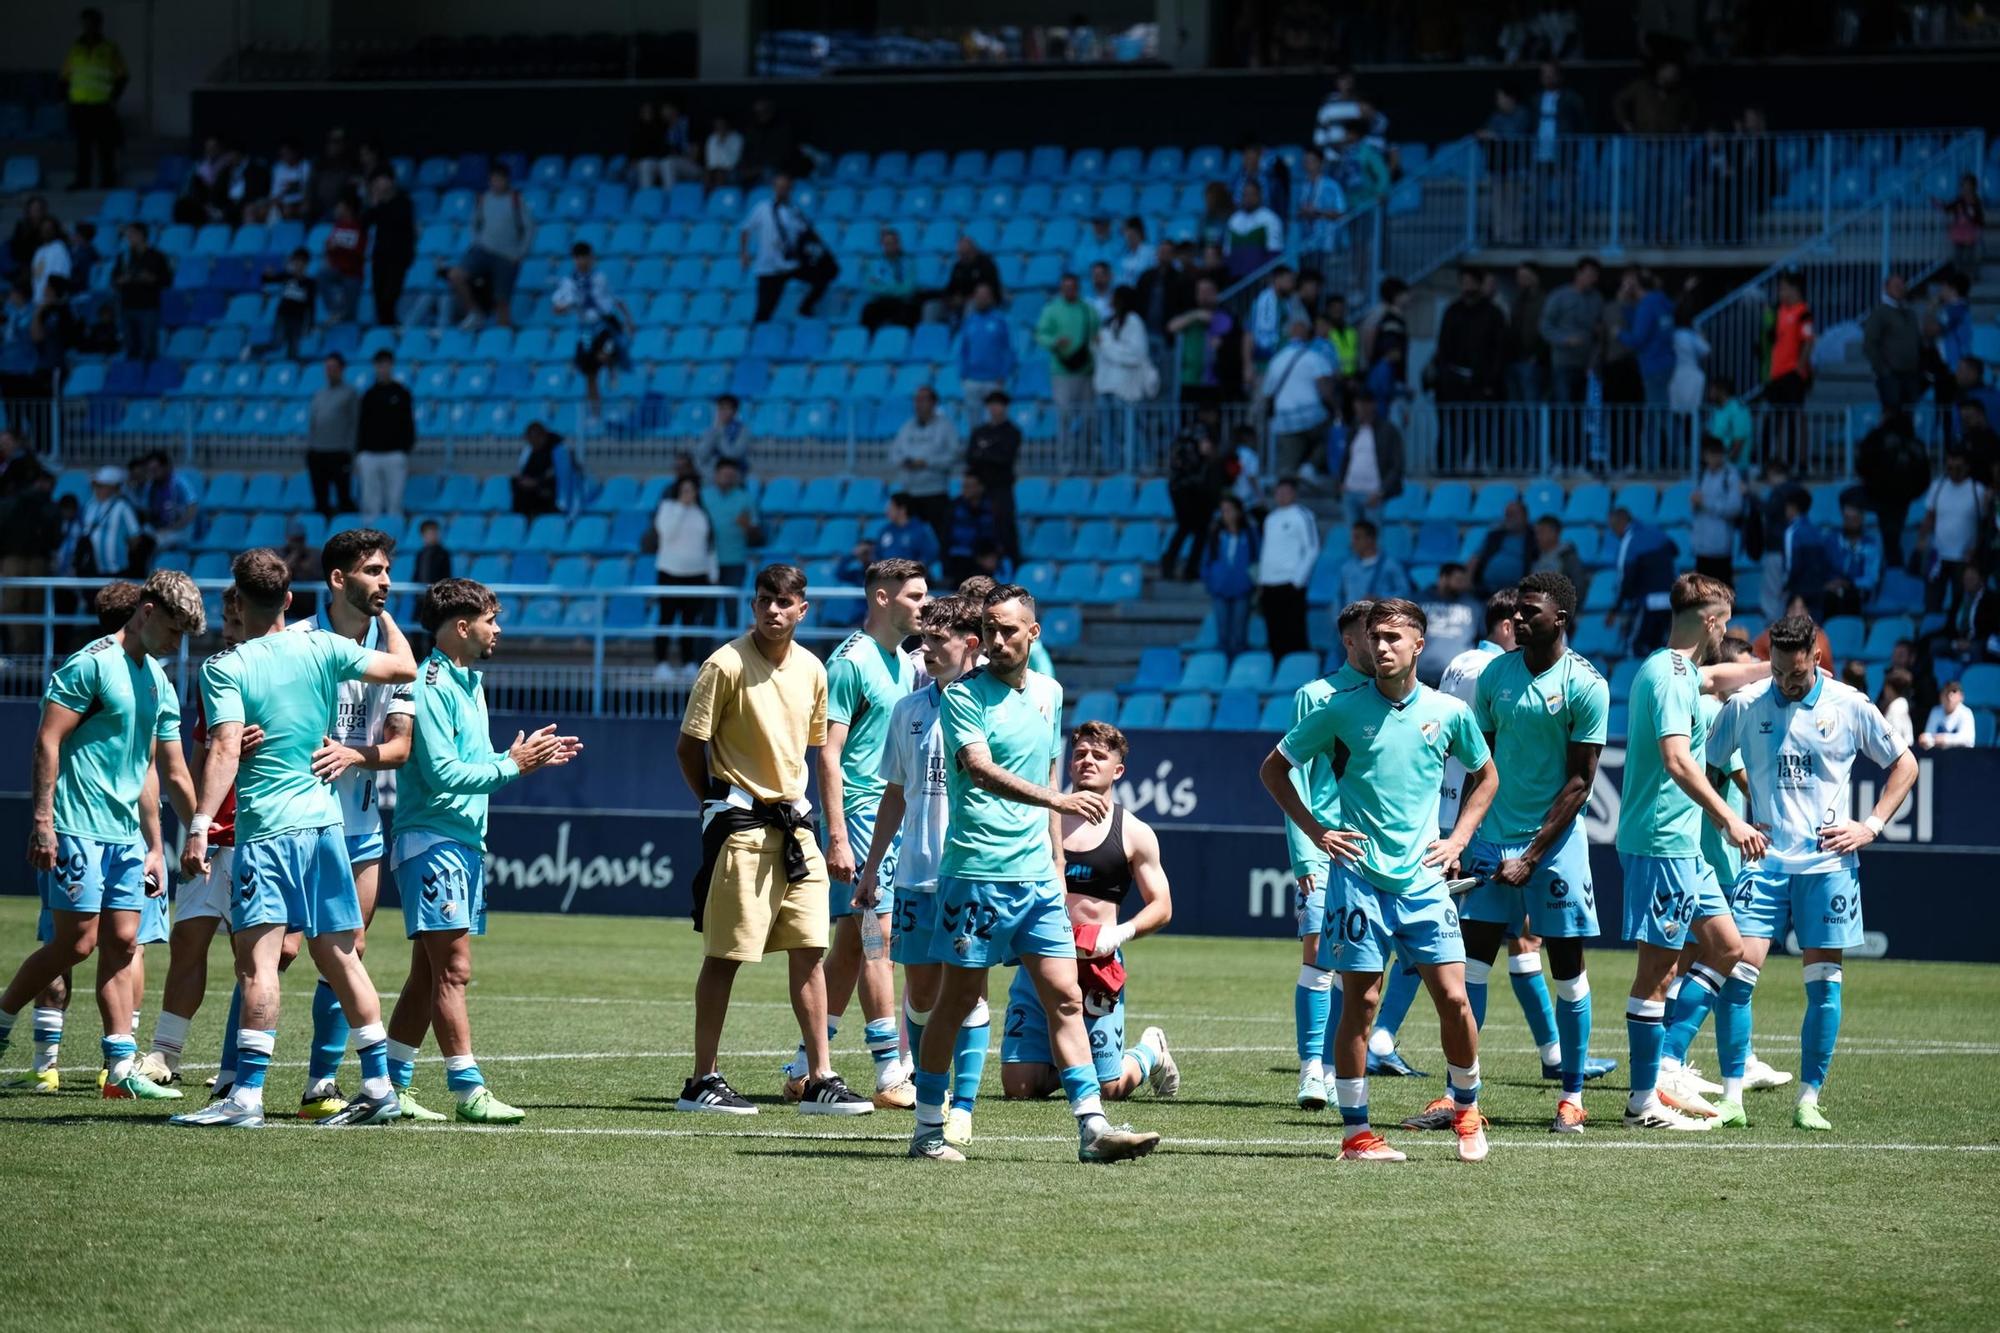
[{"xmin": 703, "ymin": 825, "xmax": 830, "ymax": 961}]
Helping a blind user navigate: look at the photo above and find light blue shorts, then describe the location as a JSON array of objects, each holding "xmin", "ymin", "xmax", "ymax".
[
  {"xmin": 1326, "ymin": 868, "xmax": 1465, "ymax": 973},
  {"xmin": 932, "ymin": 876, "xmax": 1073, "ymax": 969},
  {"xmin": 890, "ymin": 887, "xmax": 939, "ymax": 966},
  {"xmin": 1295, "ymin": 878, "xmax": 1326, "ymax": 940},
  {"xmin": 1729, "ymin": 865, "xmax": 1863, "ymax": 951},
  {"xmin": 1460, "ymin": 823, "xmax": 1600, "ymax": 939},
  {"xmin": 233, "ymin": 827, "xmax": 363, "ymax": 938},
  {"xmin": 346, "ymin": 829, "xmax": 386, "ymax": 865},
  {"xmin": 829, "ymin": 804, "xmax": 895, "ymax": 921},
  {"xmin": 39, "ymin": 832, "xmax": 148, "ymax": 917},
  {"xmin": 1620, "ymin": 853, "xmax": 1728, "ymax": 949},
  {"xmin": 36, "ymin": 908, "xmax": 51, "ymax": 942},
  {"xmin": 1001, "ymin": 961, "xmax": 1126, "ymax": 1083},
  {"xmin": 139, "ymin": 889, "xmax": 170, "ymax": 945},
  {"xmin": 399, "ymin": 840, "xmax": 487, "ymax": 938}
]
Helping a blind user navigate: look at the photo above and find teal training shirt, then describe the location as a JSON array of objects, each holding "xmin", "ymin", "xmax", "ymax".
[
  {"xmin": 1616, "ymin": 647, "xmax": 1706, "ymax": 858},
  {"xmin": 43, "ymin": 636, "xmax": 180, "ymax": 844},
  {"xmin": 1285, "ymin": 663, "xmax": 1368, "ymax": 881},
  {"xmin": 939, "ymin": 666, "xmax": 1064, "ymax": 882},
  {"xmin": 392, "ymin": 651, "xmax": 521, "ymax": 853},
  {"xmin": 1473, "ymin": 649, "xmax": 1609, "ymax": 845},
  {"xmin": 201, "ymin": 628, "xmax": 374, "ymax": 843},
  {"xmin": 826, "ymin": 630, "xmax": 916, "ymax": 811},
  {"xmin": 1279, "ymin": 679, "xmax": 1489, "ymax": 895},
  {"xmin": 1696, "ymin": 692, "xmax": 1747, "ymax": 886}
]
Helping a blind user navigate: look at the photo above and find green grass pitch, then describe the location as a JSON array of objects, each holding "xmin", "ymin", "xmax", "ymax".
[{"xmin": 2, "ymin": 897, "xmax": 1997, "ymax": 1331}]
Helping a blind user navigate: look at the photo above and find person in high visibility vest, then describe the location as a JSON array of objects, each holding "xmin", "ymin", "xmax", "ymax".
[{"xmin": 60, "ymin": 8, "xmax": 129, "ymax": 190}]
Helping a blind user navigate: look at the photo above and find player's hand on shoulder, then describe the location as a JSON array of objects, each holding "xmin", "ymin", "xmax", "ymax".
[
  {"xmin": 240, "ymin": 724, "xmax": 265, "ymax": 755},
  {"xmin": 1060, "ymin": 788, "xmax": 1111, "ymax": 822},
  {"xmin": 311, "ymin": 737, "xmax": 361, "ymax": 783}
]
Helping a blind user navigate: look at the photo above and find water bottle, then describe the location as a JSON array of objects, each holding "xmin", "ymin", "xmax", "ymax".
[{"xmin": 859, "ymin": 906, "xmax": 886, "ymax": 960}]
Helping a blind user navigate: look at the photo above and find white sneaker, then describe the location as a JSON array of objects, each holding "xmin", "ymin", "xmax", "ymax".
[
  {"xmin": 1623, "ymin": 1099, "xmax": 1712, "ymax": 1131},
  {"xmin": 169, "ymin": 1097, "xmax": 265, "ymax": 1129},
  {"xmin": 1661, "ymin": 1056, "xmax": 1724, "ymax": 1096},
  {"xmin": 1744, "ymin": 1054, "xmax": 1794, "ymax": 1090},
  {"xmin": 137, "ymin": 1051, "xmax": 177, "ymax": 1086},
  {"xmin": 1296, "ymin": 1070, "xmax": 1327, "ymax": 1111},
  {"xmin": 1657, "ymin": 1066, "xmax": 1721, "ymax": 1118},
  {"xmin": 944, "ymin": 1106, "xmax": 973, "ymax": 1147},
  {"xmin": 1140, "ymin": 1026, "xmax": 1178, "ymax": 1098}
]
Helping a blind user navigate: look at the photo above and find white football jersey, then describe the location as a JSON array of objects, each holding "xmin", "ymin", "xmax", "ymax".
[
  {"xmin": 878, "ymin": 681, "xmax": 950, "ymax": 891},
  {"xmin": 1710, "ymin": 677, "xmax": 1906, "ymax": 875},
  {"xmin": 287, "ymin": 613, "xmax": 414, "ymax": 839},
  {"xmin": 1436, "ymin": 640, "xmax": 1503, "ymax": 831}
]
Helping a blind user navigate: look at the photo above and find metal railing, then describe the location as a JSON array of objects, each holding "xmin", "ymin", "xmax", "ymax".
[
  {"xmin": 1473, "ymin": 130, "xmax": 1983, "ymax": 253},
  {"xmin": 1694, "ymin": 129, "xmax": 1985, "ymax": 409}
]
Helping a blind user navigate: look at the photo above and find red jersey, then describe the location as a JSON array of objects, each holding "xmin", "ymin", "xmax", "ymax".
[
  {"xmin": 325, "ymin": 220, "xmax": 366, "ymax": 279},
  {"xmin": 1771, "ymin": 300, "xmax": 1813, "ymax": 380},
  {"xmin": 191, "ymin": 691, "xmax": 237, "ymax": 846}
]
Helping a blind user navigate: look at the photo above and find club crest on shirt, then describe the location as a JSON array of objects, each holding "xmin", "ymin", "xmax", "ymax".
[
  {"xmin": 1420, "ymin": 720, "xmax": 1440, "ymax": 743},
  {"xmin": 1815, "ymin": 713, "xmax": 1836, "ymax": 738},
  {"xmin": 1543, "ymin": 689, "xmax": 1562, "ymax": 715}
]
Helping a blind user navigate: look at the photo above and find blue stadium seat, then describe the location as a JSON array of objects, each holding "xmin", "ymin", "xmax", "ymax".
[
  {"xmin": 1015, "ymin": 477, "xmax": 1055, "ymax": 517},
  {"xmin": 1015, "ymin": 561, "xmax": 1058, "ymax": 603},
  {"xmin": 1117, "ymin": 692, "xmax": 1166, "ymax": 730},
  {"xmin": 1824, "ymin": 616, "xmax": 1866, "ymax": 662},
  {"xmin": 1863, "ymin": 616, "xmax": 1915, "ymax": 659},
  {"xmin": 1040, "ymin": 605, "xmax": 1081, "ymax": 648},
  {"xmin": 1175, "ymin": 651, "xmax": 1227, "ymax": 695},
  {"xmin": 1070, "ymin": 690, "xmax": 1119, "ymax": 727},
  {"xmin": 1414, "ymin": 520, "xmax": 1460, "ymax": 565},
  {"xmin": 1270, "ymin": 651, "xmax": 1319, "ymax": 696},
  {"xmin": 1612, "ymin": 483, "xmax": 1658, "ymax": 523},
  {"xmin": 1211, "ymin": 690, "xmax": 1260, "ymax": 730},
  {"xmin": 1224, "ymin": 653, "xmax": 1274, "ymax": 693},
  {"xmin": 1564, "ymin": 483, "xmax": 1610, "ymax": 527},
  {"xmin": 1162, "ymin": 694, "xmax": 1211, "ymax": 730},
  {"xmin": 1470, "ymin": 482, "xmax": 1519, "ymax": 523},
  {"xmin": 1125, "ymin": 647, "xmax": 1183, "ymax": 694},
  {"xmin": 1257, "ymin": 695, "xmax": 1294, "ymax": 731}
]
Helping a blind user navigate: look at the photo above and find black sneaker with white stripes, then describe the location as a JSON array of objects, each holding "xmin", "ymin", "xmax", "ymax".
[
  {"xmin": 675, "ymin": 1073, "xmax": 757, "ymax": 1115},
  {"xmin": 797, "ymin": 1073, "xmax": 874, "ymax": 1116}
]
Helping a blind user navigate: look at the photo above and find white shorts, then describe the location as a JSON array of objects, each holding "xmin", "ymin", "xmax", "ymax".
[{"xmin": 173, "ymin": 844, "xmax": 238, "ymax": 926}]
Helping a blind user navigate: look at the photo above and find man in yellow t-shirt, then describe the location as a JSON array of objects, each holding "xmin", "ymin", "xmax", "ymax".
[
  {"xmin": 672, "ymin": 562, "xmax": 872, "ymax": 1117},
  {"xmin": 60, "ymin": 8, "xmax": 129, "ymax": 189}
]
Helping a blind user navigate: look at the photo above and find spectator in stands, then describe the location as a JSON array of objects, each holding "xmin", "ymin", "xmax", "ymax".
[
  {"xmin": 111, "ymin": 222, "xmax": 170, "ymax": 362},
  {"xmin": 694, "ymin": 393, "xmax": 752, "ymax": 473},
  {"xmin": 704, "ymin": 115, "xmax": 743, "ymax": 190},
  {"xmin": 1093, "ymin": 285, "xmax": 1157, "ymax": 448},
  {"xmin": 739, "ymin": 98, "xmax": 801, "ymax": 184},
  {"xmin": 1607, "ymin": 504, "xmax": 1677, "ymax": 655},
  {"xmin": 1669, "ymin": 305, "xmax": 1710, "ymax": 418},
  {"xmin": 1133, "ymin": 242, "xmax": 1193, "ymax": 360},
  {"xmin": 944, "ymin": 235, "xmax": 1001, "ymax": 322},
  {"xmin": 1337, "ymin": 517, "xmax": 1411, "ymax": 606},
  {"xmin": 1941, "ymin": 173, "xmax": 1985, "ymax": 280},
  {"xmin": 1879, "ymin": 667, "xmax": 1917, "ymax": 747},
  {"xmin": 1164, "ymin": 424, "xmax": 1227, "ymax": 581},
  {"xmin": 1617, "ymin": 267, "xmax": 1676, "ymax": 409},
  {"xmin": 1224, "ymin": 182, "xmax": 1284, "ymax": 281},
  {"xmin": 511, "ymin": 421, "xmax": 575, "ymax": 518},
  {"xmin": 356, "ymin": 349, "xmax": 415, "ymax": 518},
  {"xmin": 1196, "ymin": 182, "xmax": 1233, "ymax": 252},
  {"xmin": 75, "ymin": 300, "xmax": 117, "ymax": 357},
  {"xmin": 267, "ymin": 139, "xmax": 311, "ymax": 219},
  {"xmin": 7, "ymin": 197, "xmax": 49, "ymax": 273},
  {"xmin": 627, "ymin": 101, "xmax": 682, "ymax": 189},
  {"xmin": 1613, "ymin": 59, "xmax": 1696, "ymax": 133},
  {"xmin": 1531, "ymin": 514, "xmax": 1584, "ymax": 590},
  {"xmin": 279, "ymin": 523, "xmax": 321, "ymax": 615},
  {"xmin": 740, "ymin": 173, "xmax": 834, "ymax": 324},
  {"xmin": 29, "ymin": 274, "xmax": 74, "ymax": 392},
  {"xmin": 1358, "ymin": 276, "xmax": 1410, "ymax": 413},
  {"xmin": 1248, "ymin": 266, "xmax": 1303, "ymax": 368},
  {"xmin": 1706, "ymin": 374, "xmax": 1752, "ymax": 470},
  {"xmin": 30, "ymin": 217, "xmax": 71, "ymax": 306},
  {"xmin": 1504, "ymin": 263, "xmax": 1548, "ymax": 402},
  {"xmin": 887, "ymin": 386, "xmax": 961, "ymax": 544},
  {"xmin": 67, "ymin": 222, "xmax": 100, "ymax": 277},
  {"xmin": 308, "ymin": 127, "xmax": 354, "ymax": 222},
  {"xmin": 1258, "ymin": 477, "xmax": 1318, "ymax": 662},
  {"xmin": 1920, "ymin": 680, "xmax": 1977, "ymax": 749},
  {"xmin": 1926, "ymin": 271, "xmax": 1972, "ymax": 422},
  {"xmin": 0, "ymin": 428, "xmax": 37, "ymax": 496},
  {"xmin": 1432, "ymin": 264, "xmax": 1508, "ymax": 465},
  {"xmin": 0, "ymin": 462, "xmax": 61, "ymax": 655},
  {"xmin": 1230, "ymin": 139, "xmax": 1290, "ymax": 218},
  {"xmin": 413, "ymin": 518, "xmax": 451, "ymax": 586},
  {"xmin": 1336, "ymin": 391, "xmax": 1402, "ymax": 526},
  {"xmin": 965, "ymin": 390, "xmax": 1022, "ymax": 564},
  {"xmin": 1114, "ymin": 217, "xmax": 1149, "ymax": 288},
  {"xmin": 78, "ymin": 465, "xmax": 140, "ymax": 578},
  {"xmin": 321, "ymin": 198, "xmax": 367, "ymax": 325},
  {"xmin": 60, "ymin": 8, "xmax": 128, "ymax": 189},
  {"xmin": 136, "ymin": 450, "xmax": 197, "ymax": 553},
  {"xmin": 1932, "ymin": 564, "xmax": 2000, "ymax": 668},
  {"xmin": 1687, "ymin": 435, "xmax": 1744, "ymax": 585},
  {"xmin": 1539, "ymin": 257, "xmax": 1602, "ymax": 409},
  {"xmin": 1293, "ymin": 147, "xmax": 1346, "ymax": 257},
  {"xmin": 1534, "ymin": 59, "xmax": 1589, "ymax": 142},
  {"xmin": 1957, "ymin": 358, "xmax": 2000, "ymax": 438},
  {"xmin": 1202, "ymin": 494, "xmax": 1259, "ymax": 658},
  {"xmin": 1318, "ymin": 291, "xmax": 1358, "ymax": 379},
  {"xmin": 1754, "ymin": 456, "xmax": 1809, "ymax": 619},
  {"xmin": 1261, "ymin": 319, "xmax": 1338, "ymax": 480},
  {"xmin": 1326, "ymin": 121, "xmax": 1391, "ymax": 211},
  {"xmin": 942, "ymin": 472, "xmax": 999, "ymax": 585},
  {"xmin": 1960, "ymin": 398, "xmax": 2000, "ymax": 488},
  {"xmin": 1778, "ymin": 489, "xmax": 1832, "ymax": 617},
  {"xmin": 306, "ymin": 351, "xmax": 358, "ymax": 516},
  {"xmin": 1084, "ymin": 262, "xmax": 1116, "ymax": 322},
  {"xmin": 955, "ymin": 284, "xmax": 1014, "ymax": 414},
  {"xmin": 652, "ymin": 476, "xmax": 717, "ymax": 682},
  {"xmin": 1195, "ymin": 240, "xmax": 1229, "ymax": 291},
  {"xmin": 1919, "ymin": 448, "xmax": 1991, "ymax": 614},
  {"xmin": 1853, "ymin": 408, "xmax": 1928, "ymax": 566},
  {"xmin": 1468, "ymin": 500, "xmax": 1536, "ymax": 595},
  {"xmin": 876, "ymin": 491, "xmax": 941, "ymax": 577},
  {"xmin": 703, "ymin": 457, "xmax": 761, "ymax": 596},
  {"xmin": 1415, "ymin": 564, "xmax": 1480, "ymax": 682},
  {"xmin": 860, "ymin": 227, "xmax": 922, "ymax": 332},
  {"xmin": 450, "ymin": 165, "xmax": 533, "ymax": 331},
  {"xmin": 1036, "ymin": 273, "xmax": 1099, "ymax": 449},
  {"xmin": 1864, "ymin": 274, "xmax": 1924, "ymax": 414},
  {"xmin": 263, "ymin": 248, "xmax": 316, "ymax": 361},
  {"xmin": 1070, "ymin": 215, "xmax": 1121, "ymax": 277},
  {"xmin": 363, "ymin": 171, "xmax": 416, "ymax": 329},
  {"xmin": 553, "ymin": 242, "xmax": 633, "ymax": 419},
  {"xmin": 1824, "ymin": 503, "xmax": 1884, "ymax": 617},
  {"xmin": 1751, "ymin": 595, "xmax": 1835, "ymax": 671},
  {"xmin": 1763, "ymin": 270, "xmax": 1815, "ymax": 468},
  {"xmin": 1168, "ymin": 277, "xmax": 1245, "ymax": 409}
]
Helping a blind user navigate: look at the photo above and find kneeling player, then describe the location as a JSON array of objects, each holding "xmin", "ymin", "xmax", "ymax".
[
  {"xmin": 1703, "ymin": 615, "xmax": 1914, "ymax": 1130},
  {"xmin": 1002, "ymin": 722, "xmax": 1178, "ymax": 1104},
  {"xmin": 383, "ymin": 580, "xmax": 581, "ymax": 1123}
]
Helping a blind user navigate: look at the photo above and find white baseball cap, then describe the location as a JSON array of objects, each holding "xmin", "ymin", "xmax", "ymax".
[{"xmin": 92, "ymin": 465, "xmax": 124, "ymax": 485}]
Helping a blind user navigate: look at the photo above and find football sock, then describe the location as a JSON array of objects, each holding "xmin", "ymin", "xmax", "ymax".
[
  {"xmin": 445, "ymin": 1053, "xmax": 484, "ymax": 1103},
  {"xmin": 1447, "ymin": 1060, "xmax": 1481, "ymax": 1107},
  {"xmin": 1553, "ymin": 972, "xmax": 1592, "ymax": 1099},
  {"xmin": 1510, "ymin": 953, "xmax": 1560, "ymax": 1063},
  {"xmin": 32, "ymin": 1007, "xmax": 64, "ymax": 1073},
  {"xmin": 1319, "ymin": 972, "xmax": 1345, "ymax": 1068},
  {"xmin": 1335, "ymin": 1076, "xmax": 1369, "ymax": 1135},
  {"xmin": 1374, "ymin": 955, "xmax": 1421, "ymax": 1040},
  {"xmin": 951, "ymin": 999, "xmax": 989, "ymax": 1111},
  {"xmin": 1463, "ymin": 958, "xmax": 1492, "ymax": 1030},
  {"xmin": 1124, "ymin": 1033, "xmax": 1160, "ymax": 1087},
  {"xmin": 903, "ymin": 995, "xmax": 929, "ymax": 1068},
  {"xmin": 1295, "ymin": 965, "xmax": 1331, "ymax": 1067},
  {"xmin": 100, "ymin": 1033, "xmax": 137, "ymax": 1084},
  {"xmin": 309, "ymin": 979, "xmax": 348, "ymax": 1085},
  {"xmin": 913, "ymin": 1068, "xmax": 948, "ymax": 1131},
  {"xmin": 352, "ymin": 1022, "xmax": 392, "ymax": 1100},
  {"xmin": 865, "ymin": 1018, "xmax": 900, "ymax": 1090},
  {"xmin": 216, "ymin": 984, "xmax": 243, "ymax": 1088},
  {"xmin": 790, "ymin": 1017, "xmax": 839, "ymax": 1079},
  {"xmin": 1059, "ymin": 1063, "xmax": 1106, "ymax": 1133},
  {"xmin": 1664, "ymin": 975, "xmax": 1684, "ymax": 1002},
  {"xmin": 131, "ymin": 1008, "xmax": 142, "ymax": 1041},
  {"xmin": 150, "ymin": 1010, "xmax": 190, "ymax": 1073},
  {"xmin": 234, "ymin": 1029, "xmax": 275, "ymax": 1108},
  {"xmin": 1716, "ymin": 960, "xmax": 1759, "ymax": 1099},
  {"xmin": 1626, "ymin": 997, "xmax": 1666, "ymax": 1111},
  {"xmin": 1664, "ymin": 961, "xmax": 1723, "ymax": 1064},
  {"xmin": 1801, "ymin": 962, "xmax": 1843, "ymax": 1092},
  {"xmin": 387, "ymin": 1038, "xmax": 421, "ymax": 1090}
]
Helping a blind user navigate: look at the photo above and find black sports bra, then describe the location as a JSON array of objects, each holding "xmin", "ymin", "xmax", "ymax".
[{"xmin": 1064, "ymin": 805, "xmax": 1132, "ymax": 904}]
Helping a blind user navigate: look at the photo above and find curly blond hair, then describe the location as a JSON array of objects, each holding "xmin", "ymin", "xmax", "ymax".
[{"xmin": 140, "ymin": 569, "xmax": 207, "ymax": 636}]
